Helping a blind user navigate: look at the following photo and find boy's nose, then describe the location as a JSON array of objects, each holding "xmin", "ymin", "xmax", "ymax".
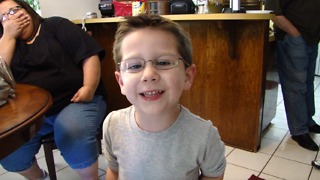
[{"xmin": 141, "ymin": 63, "xmax": 159, "ymax": 82}]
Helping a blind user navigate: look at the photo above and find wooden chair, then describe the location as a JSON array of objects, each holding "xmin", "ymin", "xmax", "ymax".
[
  {"xmin": 41, "ymin": 131, "xmax": 102, "ymax": 180},
  {"xmin": 41, "ymin": 133, "xmax": 57, "ymax": 180}
]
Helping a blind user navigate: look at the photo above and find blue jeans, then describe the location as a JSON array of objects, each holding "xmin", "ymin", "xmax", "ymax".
[
  {"xmin": 277, "ymin": 34, "xmax": 319, "ymax": 136},
  {"xmin": 0, "ymin": 95, "xmax": 106, "ymax": 171}
]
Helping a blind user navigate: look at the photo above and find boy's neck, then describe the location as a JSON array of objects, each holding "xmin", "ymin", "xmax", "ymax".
[{"xmin": 134, "ymin": 105, "xmax": 181, "ymax": 132}]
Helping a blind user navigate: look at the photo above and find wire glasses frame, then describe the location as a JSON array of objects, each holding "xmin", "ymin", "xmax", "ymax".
[
  {"xmin": 117, "ymin": 55, "xmax": 190, "ymax": 73},
  {"xmin": 0, "ymin": 6, "xmax": 22, "ymax": 23}
]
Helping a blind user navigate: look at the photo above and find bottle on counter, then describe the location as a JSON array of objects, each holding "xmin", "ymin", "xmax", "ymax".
[
  {"xmin": 229, "ymin": 0, "xmax": 240, "ymax": 12},
  {"xmin": 207, "ymin": 0, "xmax": 223, "ymax": 13},
  {"xmin": 145, "ymin": 0, "xmax": 169, "ymax": 15},
  {"xmin": 195, "ymin": 0, "xmax": 208, "ymax": 14},
  {"xmin": 132, "ymin": 0, "xmax": 146, "ymax": 16},
  {"xmin": 222, "ymin": 0, "xmax": 261, "ymax": 11}
]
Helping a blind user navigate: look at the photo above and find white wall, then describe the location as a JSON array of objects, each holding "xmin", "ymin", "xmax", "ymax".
[
  {"xmin": 39, "ymin": 0, "xmax": 101, "ymax": 20},
  {"xmin": 315, "ymin": 44, "xmax": 320, "ymax": 76}
]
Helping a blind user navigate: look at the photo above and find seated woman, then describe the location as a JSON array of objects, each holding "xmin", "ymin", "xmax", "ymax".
[{"xmin": 0, "ymin": 0, "xmax": 106, "ymax": 179}]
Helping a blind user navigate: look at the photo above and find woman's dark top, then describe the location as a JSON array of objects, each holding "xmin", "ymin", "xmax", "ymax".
[{"xmin": 10, "ymin": 17, "xmax": 106, "ymax": 116}]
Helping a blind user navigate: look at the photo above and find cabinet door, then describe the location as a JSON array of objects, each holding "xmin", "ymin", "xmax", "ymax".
[{"xmin": 178, "ymin": 20, "xmax": 269, "ymax": 152}]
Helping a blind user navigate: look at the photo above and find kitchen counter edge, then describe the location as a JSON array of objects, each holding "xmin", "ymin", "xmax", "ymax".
[{"xmin": 72, "ymin": 13, "xmax": 275, "ymax": 24}]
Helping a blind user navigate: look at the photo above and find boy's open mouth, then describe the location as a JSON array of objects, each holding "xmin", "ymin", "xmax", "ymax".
[{"xmin": 140, "ymin": 90, "xmax": 164, "ymax": 97}]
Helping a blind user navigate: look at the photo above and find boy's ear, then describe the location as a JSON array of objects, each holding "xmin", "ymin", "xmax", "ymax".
[
  {"xmin": 115, "ymin": 71, "xmax": 126, "ymax": 95},
  {"xmin": 184, "ymin": 64, "xmax": 196, "ymax": 90}
]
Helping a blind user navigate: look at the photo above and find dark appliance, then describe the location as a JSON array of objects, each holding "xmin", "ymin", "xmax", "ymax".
[
  {"xmin": 168, "ymin": 0, "xmax": 196, "ymax": 14},
  {"xmin": 99, "ymin": 0, "xmax": 114, "ymax": 17}
]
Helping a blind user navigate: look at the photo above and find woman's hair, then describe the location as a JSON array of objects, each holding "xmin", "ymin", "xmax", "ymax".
[
  {"xmin": 0, "ymin": 0, "xmax": 43, "ymax": 38},
  {"xmin": 113, "ymin": 14, "xmax": 193, "ymax": 67}
]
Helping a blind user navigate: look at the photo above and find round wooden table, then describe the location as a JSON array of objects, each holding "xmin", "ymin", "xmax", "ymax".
[{"xmin": 0, "ymin": 83, "xmax": 52, "ymax": 160}]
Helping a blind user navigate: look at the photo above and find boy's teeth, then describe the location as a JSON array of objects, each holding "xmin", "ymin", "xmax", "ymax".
[
  {"xmin": 143, "ymin": 91, "xmax": 162, "ymax": 95},
  {"xmin": 145, "ymin": 91, "xmax": 158, "ymax": 95}
]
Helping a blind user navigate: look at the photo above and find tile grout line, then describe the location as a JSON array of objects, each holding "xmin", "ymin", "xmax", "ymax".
[{"xmin": 257, "ymin": 130, "xmax": 290, "ymax": 179}]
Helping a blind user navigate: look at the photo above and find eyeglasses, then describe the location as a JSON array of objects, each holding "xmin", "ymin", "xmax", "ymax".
[
  {"xmin": 117, "ymin": 55, "xmax": 190, "ymax": 73},
  {"xmin": 0, "ymin": 6, "xmax": 22, "ymax": 23}
]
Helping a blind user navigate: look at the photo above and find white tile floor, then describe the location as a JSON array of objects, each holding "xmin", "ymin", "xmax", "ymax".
[{"xmin": 2, "ymin": 77, "xmax": 320, "ymax": 180}]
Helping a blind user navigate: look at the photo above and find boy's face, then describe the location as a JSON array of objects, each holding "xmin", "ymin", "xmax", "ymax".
[{"xmin": 115, "ymin": 28, "xmax": 196, "ymax": 115}]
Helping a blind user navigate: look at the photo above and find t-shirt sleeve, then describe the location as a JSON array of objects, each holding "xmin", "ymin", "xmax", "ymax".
[
  {"xmin": 47, "ymin": 17, "xmax": 105, "ymax": 65},
  {"xmin": 200, "ymin": 126, "xmax": 227, "ymax": 177},
  {"xmin": 264, "ymin": 0, "xmax": 284, "ymax": 16}
]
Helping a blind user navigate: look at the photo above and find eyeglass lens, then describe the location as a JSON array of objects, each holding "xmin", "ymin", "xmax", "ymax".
[
  {"xmin": 1, "ymin": 6, "xmax": 21, "ymax": 22},
  {"xmin": 119, "ymin": 55, "xmax": 184, "ymax": 73}
]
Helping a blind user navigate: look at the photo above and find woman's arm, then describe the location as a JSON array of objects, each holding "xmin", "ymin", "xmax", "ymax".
[
  {"xmin": 0, "ymin": 30, "xmax": 16, "ymax": 64},
  {"xmin": 71, "ymin": 55, "xmax": 101, "ymax": 102},
  {"xmin": 106, "ymin": 168, "xmax": 118, "ymax": 180},
  {"xmin": 272, "ymin": 15, "xmax": 301, "ymax": 37}
]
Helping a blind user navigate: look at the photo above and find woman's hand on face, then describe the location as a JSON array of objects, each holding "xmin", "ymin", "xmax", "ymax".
[{"xmin": 2, "ymin": 11, "xmax": 30, "ymax": 39}]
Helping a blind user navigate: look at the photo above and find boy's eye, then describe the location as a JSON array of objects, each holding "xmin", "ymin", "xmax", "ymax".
[
  {"xmin": 155, "ymin": 59, "xmax": 173, "ymax": 66},
  {"xmin": 125, "ymin": 59, "xmax": 144, "ymax": 70},
  {"xmin": 128, "ymin": 64, "xmax": 143, "ymax": 70}
]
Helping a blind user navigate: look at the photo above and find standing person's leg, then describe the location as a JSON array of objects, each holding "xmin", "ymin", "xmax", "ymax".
[
  {"xmin": 0, "ymin": 116, "xmax": 55, "ymax": 179},
  {"xmin": 277, "ymin": 34, "xmax": 319, "ymax": 151},
  {"xmin": 306, "ymin": 44, "xmax": 319, "ymax": 130},
  {"xmin": 54, "ymin": 95, "xmax": 106, "ymax": 180}
]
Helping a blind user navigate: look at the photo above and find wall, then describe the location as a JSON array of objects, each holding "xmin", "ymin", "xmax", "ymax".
[
  {"xmin": 315, "ymin": 44, "xmax": 320, "ymax": 76},
  {"xmin": 39, "ymin": 0, "xmax": 101, "ymax": 20}
]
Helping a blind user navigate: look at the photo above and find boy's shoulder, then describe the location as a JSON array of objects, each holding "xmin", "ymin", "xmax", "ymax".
[
  {"xmin": 178, "ymin": 106, "xmax": 219, "ymax": 135},
  {"xmin": 114, "ymin": 106, "xmax": 132, "ymax": 114},
  {"xmin": 103, "ymin": 106, "xmax": 133, "ymax": 126},
  {"xmin": 180, "ymin": 106, "xmax": 214, "ymax": 126}
]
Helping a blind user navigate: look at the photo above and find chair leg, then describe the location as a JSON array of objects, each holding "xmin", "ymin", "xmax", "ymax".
[
  {"xmin": 43, "ymin": 143, "xmax": 57, "ymax": 180},
  {"xmin": 41, "ymin": 131, "xmax": 102, "ymax": 180},
  {"xmin": 98, "ymin": 139, "xmax": 102, "ymax": 154},
  {"xmin": 97, "ymin": 130, "xmax": 103, "ymax": 154}
]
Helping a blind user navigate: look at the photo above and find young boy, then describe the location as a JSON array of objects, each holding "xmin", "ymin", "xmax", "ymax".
[{"xmin": 103, "ymin": 14, "xmax": 226, "ymax": 180}]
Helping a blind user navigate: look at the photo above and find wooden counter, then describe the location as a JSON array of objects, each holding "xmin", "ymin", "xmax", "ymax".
[
  {"xmin": 73, "ymin": 14, "xmax": 274, "ymax": 24},
  {"xmin": 75, "ymin": 13, "xmax": 276, "ymax": 152}
]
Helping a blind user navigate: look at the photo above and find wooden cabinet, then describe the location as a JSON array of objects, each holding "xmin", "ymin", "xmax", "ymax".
[{"xmin": 77, "ymin": 14, "xmax": 275, "ymax": 152}]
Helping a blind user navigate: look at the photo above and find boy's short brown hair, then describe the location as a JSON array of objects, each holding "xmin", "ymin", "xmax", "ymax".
[{"xmin": 113, "ymin": 14, "xmax": 193, "ymax": 68}]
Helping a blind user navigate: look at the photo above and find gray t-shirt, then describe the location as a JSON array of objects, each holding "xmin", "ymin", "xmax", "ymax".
[{"xmin": 103, "ymin": 105, "xmax": 226, "ymax": 179}]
